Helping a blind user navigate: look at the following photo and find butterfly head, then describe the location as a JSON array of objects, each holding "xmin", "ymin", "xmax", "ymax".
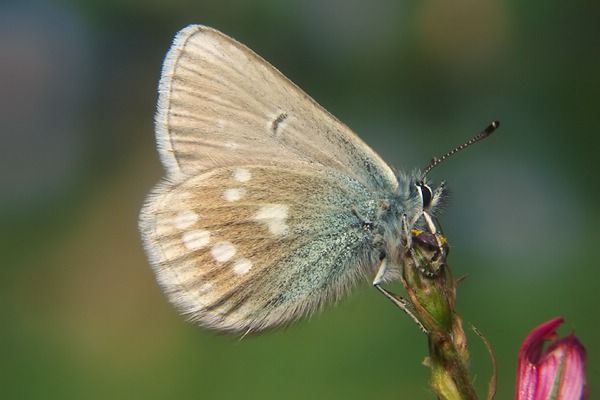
[
  {"xmin": 415, "ymin": 178, "xmax": 447, "ymax": 213},
  {"xmin": 413, "ymin": 178, "xmax": 450, "ymax": 275},
  {"xmin": 379, "ymin": 171, "xmax": 449, "ymax": 277},
  {"xmin": 393, "ymin": 171, "xmax": 447, "ymax": 228},
  {"xmin": 388, "ymin": 121, "xmax": 501, "ymax": 276}
]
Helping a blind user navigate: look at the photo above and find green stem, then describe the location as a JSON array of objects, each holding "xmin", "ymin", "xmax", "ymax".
[{"xmin": 401, "ymin": 237, "xmax": 478, "ymax": 400}]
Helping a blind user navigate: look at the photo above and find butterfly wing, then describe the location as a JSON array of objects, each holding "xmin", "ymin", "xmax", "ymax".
[
  {"xmin": 155, "ymin": 25, "xmax": 397, "ymax": 191},
  {"xmin": 140, "ymin": 165, "xmax": 384, "ymax": 332}
]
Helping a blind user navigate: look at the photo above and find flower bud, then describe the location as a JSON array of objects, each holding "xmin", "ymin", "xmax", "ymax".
[{"xmin": 516, "ymin": 317, "xmax": 587, "ymax": 400}]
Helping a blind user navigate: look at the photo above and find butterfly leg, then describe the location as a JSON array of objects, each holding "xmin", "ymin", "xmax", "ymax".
[
  {"xmin": 373, "ymin": 259, "xmax": 427, "ymax": 334},
  {"xmin": 401, "ymin": 213, "xmax": 412, "ymax": 249}
]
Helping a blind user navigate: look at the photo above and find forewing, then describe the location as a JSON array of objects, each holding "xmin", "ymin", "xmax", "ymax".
[
  {"xmin": 139, "ymin": 164, "xmax": 383, "ymax": 333},
  {"xmin": 156, "ymin": 25, "xmax": 397, "ymax": 191}
]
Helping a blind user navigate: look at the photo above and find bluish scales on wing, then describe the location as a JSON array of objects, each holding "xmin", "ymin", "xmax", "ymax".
[{"xmin": 140, "ymin": 25, "xmax": 453, "ymax": 333}]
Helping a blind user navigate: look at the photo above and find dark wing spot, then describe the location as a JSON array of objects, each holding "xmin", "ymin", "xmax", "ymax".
[{"xmin": 271, "ymin": 112, "xmax": 288, "ymax": 136}]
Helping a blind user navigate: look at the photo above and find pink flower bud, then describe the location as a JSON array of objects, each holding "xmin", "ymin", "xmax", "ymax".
[{"xmin": 516, "ymin": 317, "xmax": 587, "ymax": 400}]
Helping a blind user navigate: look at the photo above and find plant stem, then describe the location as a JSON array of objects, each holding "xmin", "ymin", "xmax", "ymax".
[{"xmin": 401, "ymin": 231, "xmax": 478, "ymax": 400}]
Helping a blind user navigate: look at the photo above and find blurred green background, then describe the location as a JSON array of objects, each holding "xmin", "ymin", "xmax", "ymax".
[{"xmin": 2, "ymin": 0, "xmax": 598, "ymax": 398}]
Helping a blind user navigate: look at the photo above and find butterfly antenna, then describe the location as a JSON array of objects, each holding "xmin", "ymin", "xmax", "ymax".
[{"xmin": 421, "ymin": 120, "xmax": 500, "ymax": 180}]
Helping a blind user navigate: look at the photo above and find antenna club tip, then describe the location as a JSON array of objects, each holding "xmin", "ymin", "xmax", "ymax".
[
  {"xmin": 421, "ymin": 121, "xmax": 500, "ymax": 176},
  {"xmin": 485, "ymin": 120, "xmax": 500, "ymax": 134}
]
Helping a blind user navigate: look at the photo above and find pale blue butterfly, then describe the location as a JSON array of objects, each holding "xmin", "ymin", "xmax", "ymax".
[{"xmin": 139, "ymin": 25, "xmax": 498, "ymax": 334}]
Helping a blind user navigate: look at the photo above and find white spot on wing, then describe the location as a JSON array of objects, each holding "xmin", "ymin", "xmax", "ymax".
[
  {"xmin": 232, "ymin": 258, "xmax": 252, "ymax": 275},
  {"xmin": 223, "ymin": 188, "xmax": 245, "ymax": 202},
  {"xmin": 253, "ymin": 204, "xmax": 289, "ymax": 236},
  {"xmin": 174, "ymin": 210, "xmax": 198, "ymax": 229},
  {"xmin": 211, "ymin": 241, "xmax": 236, "ymax": 263},
  {"xmin": 182, "ymin": 229, "xmax": 210, "ymax": 250},
  {"xmin": 233, "ymin": 168, "xmax": 251, "ymax": 182}
]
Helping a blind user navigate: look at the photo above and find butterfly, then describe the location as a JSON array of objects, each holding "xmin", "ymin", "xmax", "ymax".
[{"xmin": 139, "ymin": 25, "xmax": 498, "ymax": 334}]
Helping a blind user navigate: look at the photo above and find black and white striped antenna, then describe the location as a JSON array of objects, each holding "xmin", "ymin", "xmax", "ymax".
[{"xmin": 421, "ymin": 120, "xmax": 500, "ymax": 180}]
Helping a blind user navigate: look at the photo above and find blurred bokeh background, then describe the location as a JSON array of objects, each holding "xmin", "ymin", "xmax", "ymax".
[{"xmin": 2, "ymin": 0, "xmax": 598, "ymax": 398}]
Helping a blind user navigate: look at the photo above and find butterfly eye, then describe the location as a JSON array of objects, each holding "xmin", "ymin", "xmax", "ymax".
[{"xmin": 416, "ymin": 182, "xmax": 433, "ymax": 209}]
